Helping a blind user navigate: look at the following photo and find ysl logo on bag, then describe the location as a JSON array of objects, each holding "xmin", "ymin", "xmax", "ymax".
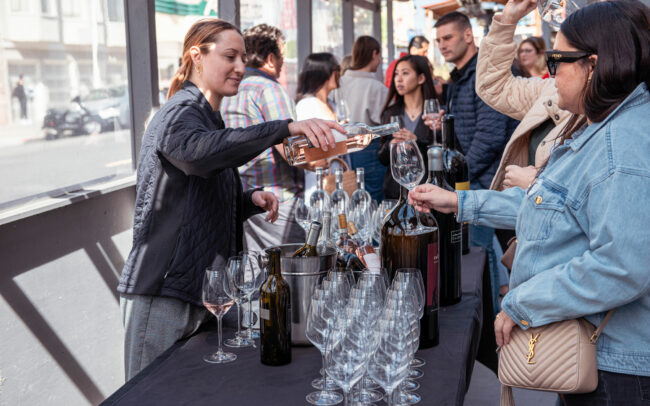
[{"xmin": 526, "ymin": 333, "xmax": 540, "ymax": 364}]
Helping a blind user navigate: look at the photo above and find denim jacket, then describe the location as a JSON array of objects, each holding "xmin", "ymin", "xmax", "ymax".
[{"xmin": 456, "ymin": 83, "xmax": 650, "ymax": 376}]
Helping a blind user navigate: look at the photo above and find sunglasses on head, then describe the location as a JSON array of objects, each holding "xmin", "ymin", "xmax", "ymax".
[{"xmin": 545, "ymin": 51, "xmax": 594, "ymax": 76}]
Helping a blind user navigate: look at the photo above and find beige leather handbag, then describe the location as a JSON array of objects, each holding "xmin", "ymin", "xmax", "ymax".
[{"xmin": 498, "ymin": 310, "xmax": 615, "ymax": 406}]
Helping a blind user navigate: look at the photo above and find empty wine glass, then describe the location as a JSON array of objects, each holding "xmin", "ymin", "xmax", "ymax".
[
  {"xmin": 306, "ymin": 288, "xmax": 344, "ymax": 405},
  {"xmin": 390, "ymin": 141, "xmax": 425, "ymax": 231},
  {"xmin": 296, "ymin": 197, "xmax": 312, "ymax": 239},
  {"xmin": 334, "ymin": 89, "xmax": 350, "ymax": 124},
  {"xmin": 202, "ymin": 267, "xmax": 237, "ymax": 364},
  {"xmin": 538, "ymin": 0, "xmax": 587, "ymax": 28},
  {"xmin": 239, "ymin": 250, "xmax": 267, "ymax": 341},
  {"xmin": 224, "ymin": 256, "xmax": 253, "ymax": 348}
]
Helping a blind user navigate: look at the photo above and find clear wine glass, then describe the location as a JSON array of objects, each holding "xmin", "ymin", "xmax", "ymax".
[
  {"xmin": 296, "ymin": 197, "xmax": 312, "ymax": 240},
  {"xmin": 224, "ymin": 256, "xmax": 253, "ymax": 348},
  {"xmin": 202, "ymin": 267, "xmax": 237, "ymax": 364},
  {"xmin": 334, "ymin": 89, "xmax": 350, "ymax": 124},
  {"xmin": 306, "ymin": 288, "xmax": 344, "ymax": 405},
  {"xmin": 238, "ymin": 250, "xmax": 267, "ymax": 341},
  {"xmin": 390, "ymin": 141, "xmax": 426, "ymax": 231},
  {"xmin": 422, "ymin": 99, "xmax": 441, "ymax": 139}
]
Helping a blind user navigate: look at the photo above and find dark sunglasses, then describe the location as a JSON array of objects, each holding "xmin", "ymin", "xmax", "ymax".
[{"xmin": 545, "ymin": 51, "xmax": 594, "ymax": 75}]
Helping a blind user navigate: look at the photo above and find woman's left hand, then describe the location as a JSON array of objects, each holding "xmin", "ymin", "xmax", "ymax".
[
  {"xmin": 494, "ymin": 310, "xmax": 517, "ymax": 347},
  {"xmin": 251, "ymin": 191, "xmax": 279, "ymax": 223},
  {"xmin": 390, "ymin": 129, "xmax": 417, "ymax": 144}
]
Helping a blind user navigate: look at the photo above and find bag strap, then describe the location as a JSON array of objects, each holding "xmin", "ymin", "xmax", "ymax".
[
  {"xmin": 500, "ymin": 384, "xmax": 515, "ymax": 406},
  {"xmin": 327, "ymin": 157, "xmax": 351, "ymax": 172},
  {"xmin": 590, "ymin": 309, "xmax": 616, "ymax": 343}
]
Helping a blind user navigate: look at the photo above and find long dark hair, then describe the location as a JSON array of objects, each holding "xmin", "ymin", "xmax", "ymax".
[
  {"xmin": 381, "ymin": 55, "xmax": 438, "ymax": 115},
  {"xmin": 296, "ymin": 53, "xmax": 340, "ymax": 102},
  {"xmin": 168, "ymin": 19, "xmax": 241, "ymax": 99},
  {"xmin": 556, "ymin": 0, "xmax": 650, "ymax": 143},
  {"xmin": 350, "ymin": 36, "xmax": 381, "ymax": 70}
]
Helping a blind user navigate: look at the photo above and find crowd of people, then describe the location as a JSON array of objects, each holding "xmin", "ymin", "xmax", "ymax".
[{"xmin": 117, "ymin": 0, "xmax": 649, "ymax": 403}]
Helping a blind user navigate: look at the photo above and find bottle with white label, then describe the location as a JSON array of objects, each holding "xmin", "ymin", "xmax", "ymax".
[
  {"xmin": 427, "ymin": 145, "xmax": 462, "ymax": 306},
  {"xmin": 283, "ymin": 122, "xmax": 400, "ymax": 166}
]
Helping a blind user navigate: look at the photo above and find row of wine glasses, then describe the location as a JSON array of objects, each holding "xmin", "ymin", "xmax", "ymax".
[
  {"xmin": 305, "ymin": 267, "xmax": 426, "ymax": 406},
  {"xmin": 201, "ymin": 251, "xmax": 267, "ymax": 364}
]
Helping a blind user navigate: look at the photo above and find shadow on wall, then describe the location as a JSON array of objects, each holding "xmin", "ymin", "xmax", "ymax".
[{"xmin": 0, "ymin": 187, "xmax": 134, "ymax": 405}]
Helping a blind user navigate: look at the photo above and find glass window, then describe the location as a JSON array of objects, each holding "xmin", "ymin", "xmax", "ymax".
[
  {"xmin": 0, "ymin": 0, "xmax": 132, "ymax": 210},
  {"xmin": 240, "ymin": 0, "xmax": 298, "ymax": 97},
  {"xmin": 312, "ymin": 0, "xmax": 344, "ymax": 60},
  {"xmin": 107, "ymin": 0, "xmax": 124, "ymax": 22},
  {"xmin": 155, "ymin": 1, "xmax": 218, "ymax": 98},
  {"xmin": 61, "ymin": 0, "xmax": 81, "ymax": 17},
  {"xmin": 11, "ymin": 0, "xmax": 30, "ymax": 13},
  {"xmin": 353, "ymin": 5, "xmax": 374, "ymax": 39},
  {"xmin": 41, "ymin": 0, "xmax": 57, "ymax": 16}
]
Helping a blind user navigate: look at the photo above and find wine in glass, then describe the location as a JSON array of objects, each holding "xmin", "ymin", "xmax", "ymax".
[
  {"xmin": 389, "ymin": 141, "xmax": 426, "ymax": 231},
  {"xmin": 202, "ymin": 267, "xmax": 237, "ymax": 364}
]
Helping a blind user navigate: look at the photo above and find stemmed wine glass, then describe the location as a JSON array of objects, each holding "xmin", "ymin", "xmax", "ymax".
[
  {"xmin": 224, "ymin": 256, "xmax": 253, "ymax": 348},
  {"xmin": 202, "ymin": 267, "xmax": 237, "ymax": 364},
  {"xmin": 238, "ymin": 250, "xmax": 267, "ymax": 341},
  {"xmin": 334, "ymin": 89, "xmax": 350, "ymax": 124},
  {"xmin": 390, "ymin": 140, "xmax": 426, "ymax": 231},
  {"xmin": 296, "ymin": 197, "xmax": 312, "ymax": 240},
  {"xmin": 423, "ymin": 99, "xmax": 442, "ymax": 143}
]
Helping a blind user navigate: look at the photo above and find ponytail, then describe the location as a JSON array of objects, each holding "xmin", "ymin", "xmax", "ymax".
[{"xmin": 167, "ymin": 18, "xmax": 241, "ymax": 99}]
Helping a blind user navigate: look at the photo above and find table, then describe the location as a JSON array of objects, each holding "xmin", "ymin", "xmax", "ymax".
[{"xmin": 103, "ymin": 248, "xmax": 487, "ymax": 406}]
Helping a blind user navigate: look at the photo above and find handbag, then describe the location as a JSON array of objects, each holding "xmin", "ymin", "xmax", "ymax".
[
  {"xmin": 498, "ymin": 310, "xmax": 616, "ymax": 406},
  {"xmin": 323, "ymin": 157, "xmax": 357, "ymax": 196},
  {"xmin": 500, "ymin": 237, "xmax": 517, "ymax": 271}
]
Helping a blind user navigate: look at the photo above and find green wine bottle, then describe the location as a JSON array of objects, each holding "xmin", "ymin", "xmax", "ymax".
[
  {"xmin": 260, "ymin": 247, "xmax": 291, "ymax": 366},
  {"xmin": 292, "ymin": 221, "xmax": 322, "ymax": 257}
]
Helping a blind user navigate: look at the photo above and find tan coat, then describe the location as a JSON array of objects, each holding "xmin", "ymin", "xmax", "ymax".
[{"xmin": 476, "ymin": 16, "xmax": 573, "ymax": 191}]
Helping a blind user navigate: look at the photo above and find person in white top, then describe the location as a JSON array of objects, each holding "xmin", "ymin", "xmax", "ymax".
[
  {"xmin": 295, "ymin": 53, "xmax": 341, "ymax": 200},
  {"xmin": 338, "ymin": 36, "xmax": 389, "ymax": 202}
]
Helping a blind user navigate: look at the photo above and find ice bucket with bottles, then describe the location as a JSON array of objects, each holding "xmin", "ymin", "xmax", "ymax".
[{"xmin": 268, "ymin": 244, "xmax": 337, "ymax": 346}]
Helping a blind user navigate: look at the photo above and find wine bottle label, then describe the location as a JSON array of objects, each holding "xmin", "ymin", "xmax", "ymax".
[
  {"xmin": 363, "ymin": 253, "xmax": 381, "ymax": 273},
  {"xmin": 260, "ymin": 307, "xmax": 270, "ymax": 321},
  {"xmin": 455, "ymin": 181, "xmax": 470, "ymax": 191},
  {"xmin": 450, "ymin": 229, "xmax": 462, "ymax": 244},
  {"xmin": 304, "ymin": 142, "xmax": 348, "ymax": 162},
  {"xmin": 427, "ymin": 242, "xmax": 440, "ymax": 307}
]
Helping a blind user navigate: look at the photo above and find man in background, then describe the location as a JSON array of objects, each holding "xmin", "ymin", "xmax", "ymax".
[
  {"xmin": 435, "ymin": 12, "xmax": 517, "ymax": 312},
  {"xmin": 221, "ymin": 24, "xmax": 304, "ymax": 251}
]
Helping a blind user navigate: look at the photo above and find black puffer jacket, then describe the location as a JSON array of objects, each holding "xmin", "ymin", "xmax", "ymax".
[
  {"xmin": 118, "ymin": 81, "xmax": 290, "ymax": 306},
  {"xmin": 446, "ymin": 53, "xmax": 518, "ymax": 189}
]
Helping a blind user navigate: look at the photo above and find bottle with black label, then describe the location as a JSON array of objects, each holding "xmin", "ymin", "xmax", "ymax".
[
  {"xmin": 442, "ymin": 114, "xmax": 470, "ymax": 254},
  {"xmin": 427, "ymin": 146, "xmax": 462, "ymax": 306},
  {"xmin": 260, "ymin": 247, "xmax": 291, "ymax": 366},
  {"xmin": 380, "ymin": 186, "xmax": 439, "ymax": 348}
]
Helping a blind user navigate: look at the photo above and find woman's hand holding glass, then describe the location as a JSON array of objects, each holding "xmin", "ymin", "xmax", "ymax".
[{"xmin": 408, "ymin": 183, "xmax": 459, "ymax": 214}]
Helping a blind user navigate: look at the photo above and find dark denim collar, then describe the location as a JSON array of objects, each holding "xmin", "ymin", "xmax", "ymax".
[{"xmin": 181, "ymin": 80, "xmax": 224, "ymax": 128}]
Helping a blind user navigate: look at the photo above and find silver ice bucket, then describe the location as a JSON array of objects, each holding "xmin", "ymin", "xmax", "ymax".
[{"xmin": 270, "ymin": 244, "xmax": 337, "ymax": 346}]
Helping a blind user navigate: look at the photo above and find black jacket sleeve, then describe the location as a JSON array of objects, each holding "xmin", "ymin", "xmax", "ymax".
[{"xmin": 158, "ymin": 102, "xmax": 291, "ymax": 178}]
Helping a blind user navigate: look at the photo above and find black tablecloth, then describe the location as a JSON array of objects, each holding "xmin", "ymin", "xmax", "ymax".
[{"xmin": 103, "ymin": 248, "xmax": 487, "ymax": 406}]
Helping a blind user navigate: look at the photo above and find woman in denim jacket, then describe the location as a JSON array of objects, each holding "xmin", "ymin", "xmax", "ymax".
[{"xmin": 409, "ymin": 1, "xmax": 650, "ymax": 403}]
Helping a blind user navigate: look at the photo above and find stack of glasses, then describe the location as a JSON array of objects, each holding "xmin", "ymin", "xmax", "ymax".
[{"xmin": 305, "ymin": 267, "xmax": 426, "ymax": 406}]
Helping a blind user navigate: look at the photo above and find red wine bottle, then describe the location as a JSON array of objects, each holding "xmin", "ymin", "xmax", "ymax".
[
  {"xmin": 380, "ymin": 186, "xmax": 440, "ymax": 348},
  {"xmin": 427, "ymin": 146, "xmax": 462, "ymax": 306},
  {"xmin": 442, "ymin": 114, "xmax": 470, "ymax": 255}
]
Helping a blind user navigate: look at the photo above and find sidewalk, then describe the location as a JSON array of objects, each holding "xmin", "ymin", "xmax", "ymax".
[{"xmin": 0, "ymin": 121, "xmax": 46, "ymax": 147}]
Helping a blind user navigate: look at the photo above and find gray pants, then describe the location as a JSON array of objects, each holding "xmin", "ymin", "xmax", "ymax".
[
  {"xmin": 120, "ymin": 293, "xmax": 208, "ymax": 381},
  {"xmin": 243, "ymin": 198, "xmax": 305, "ymax": 252}
]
